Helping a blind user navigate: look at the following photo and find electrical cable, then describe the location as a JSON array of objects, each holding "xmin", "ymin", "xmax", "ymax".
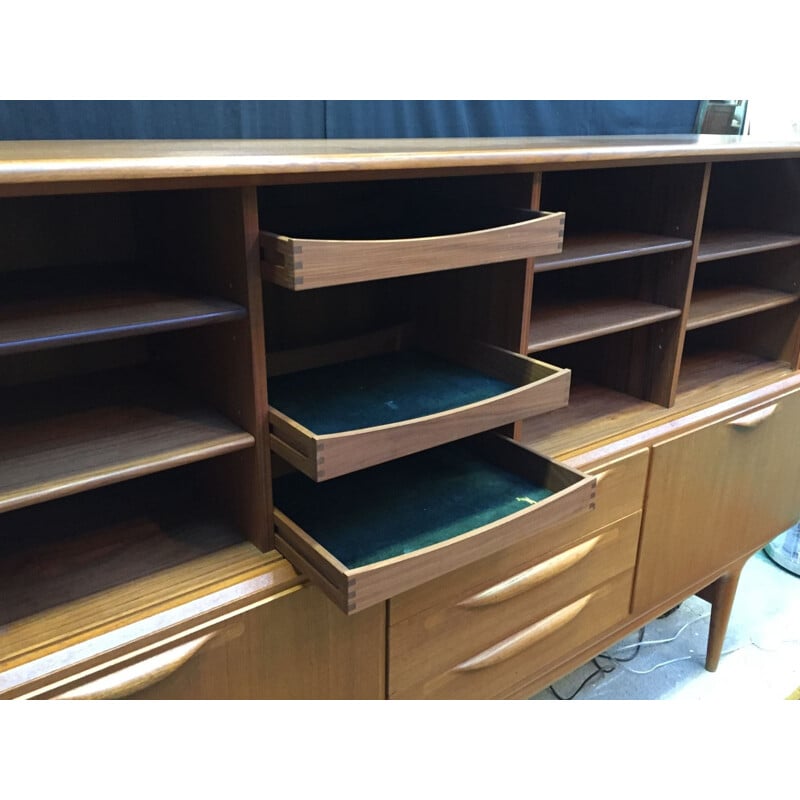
[
  {"xmin": 548, "ymin": 664, "xmax": 607, "ymax": 700},
  {"xmin": 546, "ymin": 612, "xmax": 714, "ymax": 698},
  {"xmin": 548, "ymin": 629, "xmax": 645, "ymax": 699},
  {"xmin": 607, "ymin": 613, "xmax": 710, "ymax": 655},
  {"xmin": 619, "ymin": 644, "xmax": 746, "ymax": 675}
]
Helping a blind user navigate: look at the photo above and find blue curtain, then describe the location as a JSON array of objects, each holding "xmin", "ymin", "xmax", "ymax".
[
  {"xmin": 0, "ymin": 100, "xmax": 325, "ymax": 139},
  {"xmin": 323, "ymin": 101, "xmax": 700, "ymax": 138},
  {"xmin": 0, "ymin": 100, "xmax": 700, "ymax": 140}
]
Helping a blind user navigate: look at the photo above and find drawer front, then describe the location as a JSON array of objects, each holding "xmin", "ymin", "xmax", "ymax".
[
  {"xmin": 633, "ymin": 388, "xmax": 800, "ymax": 613},
  {"xmin": 40, "ymin": 585, "xmax": 385, "ymax": 700},
  {"xmin": 390, "ymin": 447, "xmax": 648, "ymax": 623},
  {"xmin": 391, "ymin": 570, "xmax": 633, "ymax": 700},
  {"xmin": 389, "ymin": 513, "xmax": 639, "ymax": 697}
]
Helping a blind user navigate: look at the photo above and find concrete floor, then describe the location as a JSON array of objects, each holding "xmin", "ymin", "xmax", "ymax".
[{"xmin": 532, "ymin": 548, "xmax": 800, "ymax": 700}]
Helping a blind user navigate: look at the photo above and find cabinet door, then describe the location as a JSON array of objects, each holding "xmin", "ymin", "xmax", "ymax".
[
  {"xmin": 632, "ymin": 388, "xmax": 800, "ymax": 613},
  {"xmin": 51, "ymin": 585, "xmax": 385, "ymax": 700}
]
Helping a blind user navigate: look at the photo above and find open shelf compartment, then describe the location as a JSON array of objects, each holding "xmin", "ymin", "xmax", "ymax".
[
  {"xmin": 0, "ymin": 367, "xmax": 254, "ymax": 514},
  {"xmin": 267, "ymin": 324, "xmax": 571, "ymax": 481},
  {"xmin": 0, "ymin": 264, "xmax": 245, "ymax": 356},
  {"xmin": 698, "ymin": 229, "xmax": 800, "ymax": 263},
  {"xmin": 528, "ymin": 296, "xmax": 681, "ymax": 353},
  {"xmin": 535, "ymin": 231, "xmax": 692, "ymax": 273},
  {"xmin": 272, "ymin": 433, "xmax": 596, "ymax": 614},
  {"xmin": 0, "ymin": 468, "xmax": 247, "ymax": 631},
  {"xmin": 260, "ymin": 204, "xmax": 565, "ymax": 290}
]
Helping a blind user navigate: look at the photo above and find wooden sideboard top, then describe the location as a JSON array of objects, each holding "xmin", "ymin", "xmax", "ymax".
[{"xmin": 2, "ymin": 135, "xmax": 800, "ymax": 194}]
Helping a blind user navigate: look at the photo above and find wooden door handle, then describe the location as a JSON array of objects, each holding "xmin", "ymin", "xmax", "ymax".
[
  {"xmin": 457, "ymin": 536, "xmax": 600, "ymax": 608},
  {"xmin": 727, "ymin": 403, "xmax": 778, "ymax": 429},
  {"xmin": 452, "ymin": 593, "xmax": 592, "ymax": 672},
  {"xmin": 54, "ymin": 634, "xmax": 216, "ymax": 700}
]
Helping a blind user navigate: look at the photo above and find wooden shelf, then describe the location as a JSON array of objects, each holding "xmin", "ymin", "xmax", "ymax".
[
  {"xmin": 528, "ymin": 297, "xmax": 682, "ymax": 353},
  {"xmin": 0, "ymin": 475, "xmax": 247, "ymax": 628},
  {"xmin": 0, "ymin": 370, "xmax": 254, "ymax": 514},
  {"xmin": 687, "ymin": 284, "xmax": 800, "ymax": 330},
  {"xmin": 0, "ymin": 267, "xmax": 245, "ymax": 355},
  {"xmin": 521, "ymin": 350, "xmax": 795, "ymax": 458},
  {"xmin": 698, "ymin": 228, "xmax": 800, "ymax": 263},
  {"xmin": 535, "ymin": 231, "xmax": 692, "ymax": 272}
]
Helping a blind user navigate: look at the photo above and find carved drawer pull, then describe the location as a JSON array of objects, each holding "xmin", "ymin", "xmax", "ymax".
[
  {"xmin": 592, "ymin": 469, "xmax": 611, "ymax": 485},
  {"xmin": 54, "ymin": 634, "xmax": 216, "ymax": 700},
  {"xmin": 452, "ymin": 593, "xmax": 593, "ymax": 672},
  {"xmin": 457, "ymin": 536, "xmax": 600, "ymax": 608},
  {"xmin": 728, "ymin": 403, "xmax": 778, "ymax": 429}
]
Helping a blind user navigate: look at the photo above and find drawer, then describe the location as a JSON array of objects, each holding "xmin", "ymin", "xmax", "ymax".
[
  {"xmin": 390, "ymin": 447, "xmax": 648, "ymax": 622},
  {"xmin": 268, "ymin": 324, "xmax": 570, "ymax": 481},
  {"xmin": 41, "ymin": 585, "xmax": 385, "ymax": 700},
  {"xmin": 391, "ymin": 569, "xmax": 633, "ymax": 699},
  {"xmin": 273, "ymin": 434, "xmax": 595, "ymax": 614},
  {"xmin": 260, "ymin": 206, "xmax": 565, "ymax": 290},
  {"xmin": 634, "ymin": 387, "xmax": 800, "ymax": 612},
  {"xmin": 389, "ymin": 512, "xmax": 640, "ymax": 697}
]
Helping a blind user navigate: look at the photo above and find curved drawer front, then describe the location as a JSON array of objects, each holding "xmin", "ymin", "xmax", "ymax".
[
  {"xmin": 391, "ymin": 570, "xmax": 633, "ymax": 700},
  {"xmin": 389, "ymin": 513, "xmax": 640, "ymax": 697},
  {"xmin": 261, "ymin": 209, "xmax": 565, "ymax": 290},
  {"xmin": 390, "ymin": 448, "xmax": 647, "ymax": 623}
]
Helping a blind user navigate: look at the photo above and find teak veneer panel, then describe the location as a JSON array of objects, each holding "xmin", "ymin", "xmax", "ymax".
[
  {"xmin": 632, "ymin": 387, "xmax": 800, "ymax": 612},
  {"xmin": 697, "ymin": 228, "xmax": 800, "ymax": 262},
  {"xmin": 4, "ymin": 136, "xmax": 800, "ymax": 194},
  {"xmin": 535, "ymin": 231, "xmax": 692, "ymax": 272}
]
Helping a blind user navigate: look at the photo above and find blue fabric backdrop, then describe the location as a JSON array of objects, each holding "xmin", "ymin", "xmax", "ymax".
[{"xmin": 0, "ymin": 101, "xmax": 700, "ymax": 140}]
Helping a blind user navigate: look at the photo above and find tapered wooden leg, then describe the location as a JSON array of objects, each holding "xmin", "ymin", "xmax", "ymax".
[{"xmin": 698, "ymin": 566, "xmax": 744, "ymax": 672}]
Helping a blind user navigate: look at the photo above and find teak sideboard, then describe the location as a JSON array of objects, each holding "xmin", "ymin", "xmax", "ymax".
[{"xmin": 2, "ymin": 136, "xmax": 800, "ymax": 699}]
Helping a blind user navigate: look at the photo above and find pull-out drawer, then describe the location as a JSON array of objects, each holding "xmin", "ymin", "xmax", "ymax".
[
  {"xmin": 273, "ymin": 434, "xmax": 595, "ymax": 614},
  {"xmin": 268, "ymin": 324, "xmax": 570, "ymax": 481},
  {"xmin": 633, "ymin": 387, "xmax": 800, "ymax": 612},
  {"xmin": 391, "ymin": 569, "xmax": 634, "ymax": 700},
  {"xmin": 389, "ymin": 512, "xmax": 640, "ymax": 698},
  {"xmin": 260, "ymin": 206, "xmax": 565, "ymax": 290},
  {"xmin": 391, "ymin": 447, "xmax": 648, "ymax": 623}
]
